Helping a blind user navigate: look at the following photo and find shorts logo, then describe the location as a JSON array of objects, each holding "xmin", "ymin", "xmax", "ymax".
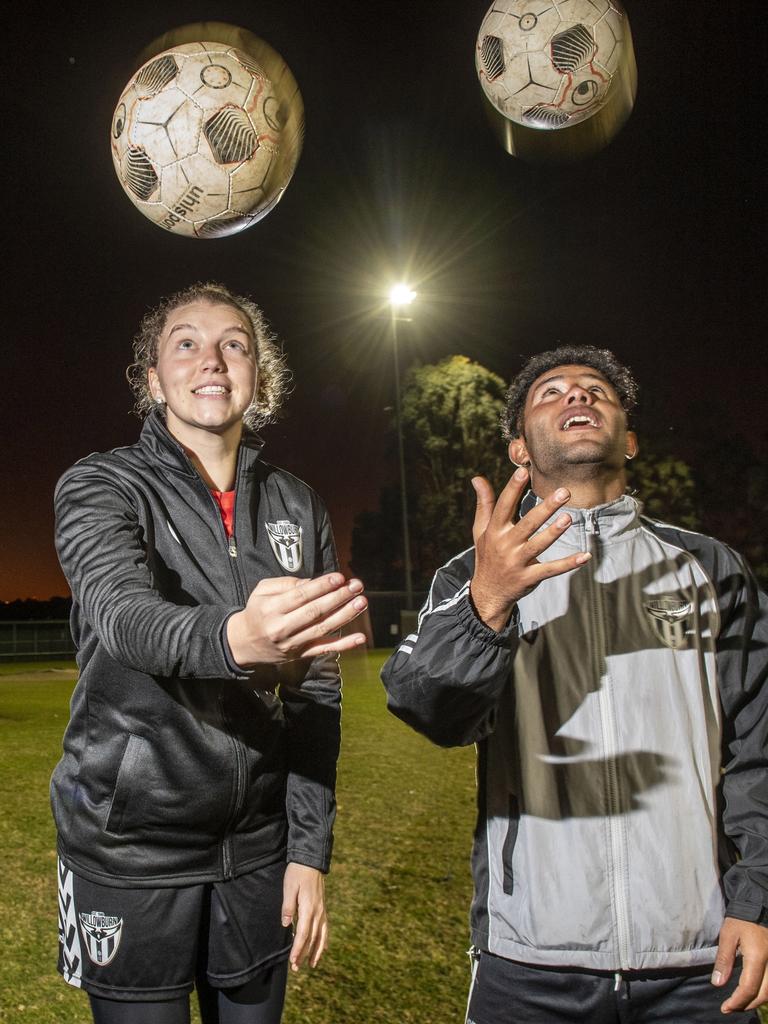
[
  {"xmin": 266, "ymin": 520, "xmax": 303, "ymax": 572},
  {"xmin": 643, "ymin": 596, "xmax": 693, "ymax": 650},
  {"xmin": 79, "ymin": 910, "xmax": 124, "ymax": 966}
]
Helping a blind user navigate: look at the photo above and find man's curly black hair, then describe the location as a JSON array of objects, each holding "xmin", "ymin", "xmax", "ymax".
[{"xmin": 501, "ymin": 344, "xmax": 639, "ymax": 441}]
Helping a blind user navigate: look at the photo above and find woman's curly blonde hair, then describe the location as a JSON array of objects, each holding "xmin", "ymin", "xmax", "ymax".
[{"xmin": 126, "ymin": 282, "xmax": 291, "ymax": 430}]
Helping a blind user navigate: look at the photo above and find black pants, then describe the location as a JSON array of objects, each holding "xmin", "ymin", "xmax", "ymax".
[{"xmin": 466, "ymin": 952, "xmax": 761, "ymax": 1024}]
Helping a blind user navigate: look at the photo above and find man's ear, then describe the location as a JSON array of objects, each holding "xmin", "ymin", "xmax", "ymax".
[
  {"xmin": 625, "ymin": 431, "xmax": 639, "ymax": 461},
  {"xmin": 508, "ymin": 438, "xmax": 530, "ymax": 467}
]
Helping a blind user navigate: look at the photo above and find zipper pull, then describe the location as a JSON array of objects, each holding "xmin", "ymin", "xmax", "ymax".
[
  {"xmin": 584, "ymin": 510, "xmax": 600, "ymax": 536},
  {"xmin": 228, "ymin": 535, "xmax": 238, "ymax": 558}
]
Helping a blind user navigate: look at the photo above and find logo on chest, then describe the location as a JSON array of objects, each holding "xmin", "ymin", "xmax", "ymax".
[
  {"xmin": 643, "ymin": 595, "xmax": 693, "ymax": 650},
  {"xmin": 266, "ymin": 520, "xmax": 303, "ymax": 572}
]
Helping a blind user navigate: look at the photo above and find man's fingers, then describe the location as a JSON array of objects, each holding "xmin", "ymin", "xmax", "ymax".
[
  {"xmin": 716, "ymin": 919, "xmax": 768, "ymax": 1013},
  {"xmin": 720, "ymin": 963, "xmax": 763, "ymax": 1013},
  {"xmin": 744, "ymin": 971, "xmax": 768, "ymax": 1011},
  {"xmin": 527, "ymin": 551, "xmax": 591, "ymax": 585},
  {"xmin": 523, "ymin": 510, "xmax": 576, "ymax": 559},
  {"xmin": 515, "ymin": 486, "xmax": 572, "ymax": 542},
  {"xmin": 490, "ymin": 467, "xmax": 530, "ymax": 526},
  {"xmin": 712, "ymin": 925, "xmax": 739, "ymax": 989},
  {"xmin": 471, "ymin": 477, "xmax": 496, "ymax": 544}
]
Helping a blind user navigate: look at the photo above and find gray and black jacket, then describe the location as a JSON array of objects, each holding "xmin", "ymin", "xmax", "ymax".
[
  {"xmin": 52, "ymin": 411, "xmax": 341, "ymax": 887},
  {"xmin": 382, "ymin": 494, "xmax": 768, "ymax": 970}
]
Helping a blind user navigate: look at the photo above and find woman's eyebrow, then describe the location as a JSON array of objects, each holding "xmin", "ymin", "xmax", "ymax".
[{"xmin": 166, "ymin": 322, "xmax": 250, "ymax": 336}]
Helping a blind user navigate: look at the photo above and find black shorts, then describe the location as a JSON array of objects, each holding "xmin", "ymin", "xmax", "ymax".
[{"xmin": 57, "ymin": 857, "xmax": 293, "ymax": 1002}]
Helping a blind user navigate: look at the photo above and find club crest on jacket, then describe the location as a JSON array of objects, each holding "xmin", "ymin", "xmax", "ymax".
[
  {"xmin": 643, "ymin": 596, "xmax": 693, "ymax": 650},
  {"xmin": 266, "ymin": 520, "xmax": 303, "ymax": 572}
]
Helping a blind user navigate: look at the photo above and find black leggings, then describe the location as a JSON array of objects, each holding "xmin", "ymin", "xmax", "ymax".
[{"xmin": 88, "ymin": 961, "xmax": 288, "ymax": 1024}]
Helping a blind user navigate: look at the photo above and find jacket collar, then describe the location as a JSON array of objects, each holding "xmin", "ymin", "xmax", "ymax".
[
  {"xmin": 138, "ymin": 409, "xmax": 265, "ymax": 477},
  {"xmin": 522, "ymin": 490, "xmax": 641, "ymax": 543}
]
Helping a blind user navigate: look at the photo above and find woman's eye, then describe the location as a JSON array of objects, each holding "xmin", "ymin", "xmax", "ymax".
[{"xmin": 178, "ymin": 340, "xmax": 194, "ymax": 350}]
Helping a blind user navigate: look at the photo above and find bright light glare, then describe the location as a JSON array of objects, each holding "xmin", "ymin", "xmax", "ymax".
[{"xmin": 388, "ymin": 283, "xmax": 417, "ymax": 307}]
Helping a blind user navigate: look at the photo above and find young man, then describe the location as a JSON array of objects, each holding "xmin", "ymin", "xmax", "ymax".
[
  {"xmin": 53, "ymin": 283, "xmax": 368, "ymax": 1024},
  {"xmin": 381, "ymin": 345, "xmax": 768, "ymax": 1022}
]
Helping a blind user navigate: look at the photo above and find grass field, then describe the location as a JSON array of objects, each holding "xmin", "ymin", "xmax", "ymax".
[
  {"xmin": 2, "ymin": 654, "xmax": 765, "ymax": 1023},
  {"xmin": 0, "ymin": 653, "xmax": 477, "ymax": 1023}
]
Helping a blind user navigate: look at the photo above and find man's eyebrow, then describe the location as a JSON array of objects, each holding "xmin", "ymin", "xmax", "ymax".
[
  {"xmin": 167, "ymin": 322, "xmax": 251, "ymax": 336},
  {"xmin": 532, "ymin": 372, "xmax": 606, "ymax": 394}
]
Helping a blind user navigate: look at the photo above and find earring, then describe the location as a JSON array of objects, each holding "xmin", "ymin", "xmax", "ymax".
[{"xmin": 625, "ymin": 453, "xmax": 634, "ymax": 461}]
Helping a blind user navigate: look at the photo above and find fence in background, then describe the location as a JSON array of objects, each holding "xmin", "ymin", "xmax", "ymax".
[
  {"xmin": 0, "ymin": 620, "xmax": 76, "ymax": 662},
  {"xmin": 1, "ymin": 593, "xmax": 428, "ymax": 663},
  {"xmin": 364, "ymin": 592, "xmax": 426, "ymax": 647}
]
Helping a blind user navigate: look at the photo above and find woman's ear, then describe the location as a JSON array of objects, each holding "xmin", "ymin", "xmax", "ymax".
[{"xmin": 148, "ymin": 367, "xmax": 165, "ymax": 403}]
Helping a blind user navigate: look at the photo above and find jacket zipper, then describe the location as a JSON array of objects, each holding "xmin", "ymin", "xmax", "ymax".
[
  {"xmin": 215, "ymin": 454, "xmax": 246, "ymax": 601},
  {"xmin": 205, "ymin": 453, "xmax": 249, "ymax": 878},
  {"xmin": 584, "ymin": 509, "xmax": 632, "ymax": 970},
  {"xmin": 218, "ymin": 692, "xmax": 248, "ymax": 880}
]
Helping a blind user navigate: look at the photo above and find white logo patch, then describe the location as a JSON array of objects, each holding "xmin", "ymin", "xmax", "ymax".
[
  {"xmin": 643, "ymin": 596, "xmax": 693, "ymax": 650},
  {"xmin": 266, "ymin": 520, "xmax": 303, "ymax": 572},
  {"xmin": 79, "ymin": 910, "xmax": 124, "ymax": 966}
]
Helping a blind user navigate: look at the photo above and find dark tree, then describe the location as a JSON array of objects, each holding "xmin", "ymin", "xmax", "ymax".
[
  {"xmin": 626, "ymin": 444, "xmax": 702, "ymax": 531},
  {"xmin": 351, "ymin": 355, "xmax": 509, "ymax": 588}
]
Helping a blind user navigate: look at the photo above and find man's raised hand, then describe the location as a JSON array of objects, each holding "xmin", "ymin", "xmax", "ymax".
[
  {"xmin": 227, "ymin": 573, "xmax": 368, "ymax": 667},
  {"xmin": 470, "ymin": 467, "xmax": 591, "ymax": 631}
]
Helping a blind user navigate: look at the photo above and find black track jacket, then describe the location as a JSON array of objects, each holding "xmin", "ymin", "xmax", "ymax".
[{"xmin": 52, "ymin": 411, "xmax": 341, "ymax": 887}]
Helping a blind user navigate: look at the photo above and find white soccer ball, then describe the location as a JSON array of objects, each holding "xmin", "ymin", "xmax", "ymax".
[
  {"xmin": 476, "ymin": 0, "xmax": 630, "ymax": 130},
  {"xmin": 110, "ymin": 41, "xmax": 303, "ymax": 238}
]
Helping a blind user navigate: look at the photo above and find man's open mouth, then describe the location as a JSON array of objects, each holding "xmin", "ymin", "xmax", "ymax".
[{"xmin": 561, "ymin": 414, "xmax": 599, "ymax": 430}]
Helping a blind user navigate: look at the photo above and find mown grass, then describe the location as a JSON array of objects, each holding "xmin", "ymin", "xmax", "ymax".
[
  {"xmin": 2, "ymin": 654, "xmax": 765, "ymax": 1023},
  {"xmin": 0, "ymin": 653, "xmax": 477, "ymax": 1023}
]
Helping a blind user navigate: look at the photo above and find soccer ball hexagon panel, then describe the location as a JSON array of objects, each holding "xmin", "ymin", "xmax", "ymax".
[
  {"xmin": 476, "ymin": 0, "xmax": 629, "ymax": 130},
  {"xmin": 111, "ymin": 42, "xmax": 301, "ymax": 238}
]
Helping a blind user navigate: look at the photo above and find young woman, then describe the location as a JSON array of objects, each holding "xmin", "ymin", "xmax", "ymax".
[{"xmin": 52, "ymin": 282, "xmax": 367, "ymax": 1024}]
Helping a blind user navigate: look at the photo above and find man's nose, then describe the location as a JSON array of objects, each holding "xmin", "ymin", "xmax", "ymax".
[{"xmin": 566, "ymin": 386, "xmax": 592, "ymax": 405}]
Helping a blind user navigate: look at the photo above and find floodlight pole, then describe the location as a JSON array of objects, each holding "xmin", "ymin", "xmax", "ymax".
[{"xmin": 390, "ymin": 310, "xmax": 414, "ymax": 612}]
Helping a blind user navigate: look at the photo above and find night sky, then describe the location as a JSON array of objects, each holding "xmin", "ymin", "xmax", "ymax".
[{"xmin": 3, "ymin": 1, "xmax": 763, "ymax": 602}]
